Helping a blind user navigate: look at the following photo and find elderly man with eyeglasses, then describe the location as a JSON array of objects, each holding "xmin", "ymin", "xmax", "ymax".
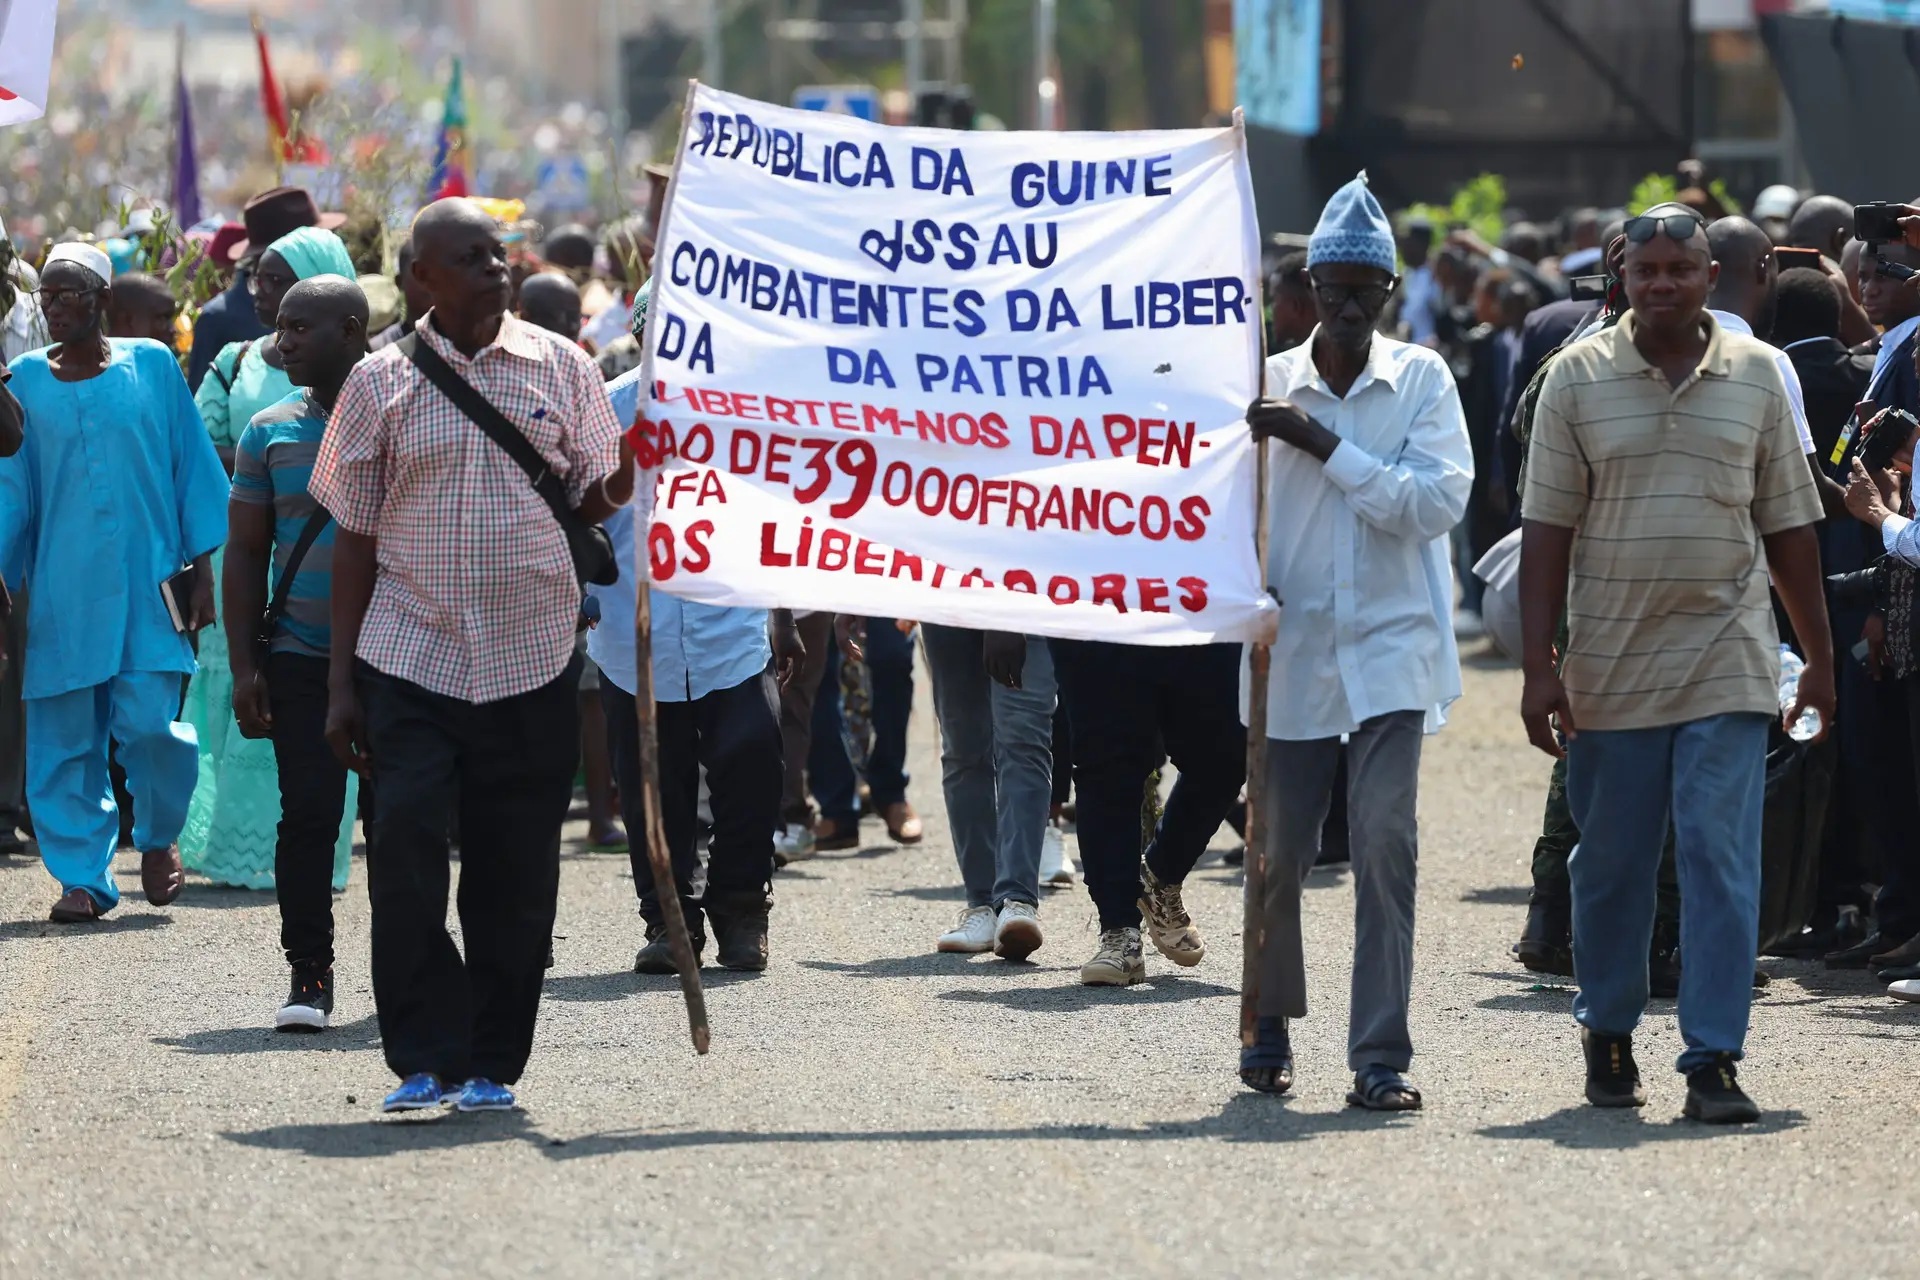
[{"xmin": 1240, "ymin": 172, "xmax": 1474, "ymax": 1110}]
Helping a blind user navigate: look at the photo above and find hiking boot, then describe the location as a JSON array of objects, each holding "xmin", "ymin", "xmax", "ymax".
[
  {"xmin": 633, "ymin": 921, "xmax": 705, "ymax": 975},
  {"xmin": 1683, "ymin": 1054, "xmax": 1760, "ymax": 1124},
  {"xmin": 1581, "ymin": 1028, "xmax": 1646, "ymax": 1107},
  {"xmin": 1079, "ymin": 927, "xmax": 1146, "ymax": 986},
  {"xmin": 1513, "ymin": 891, "xmax": 1573, "ymax": 976},
  {"xmin": 1138, "ymin": 867, "xmax": 1204, "ymax": 967},
  {"xmin": 707, "ymin": 891, "xmax": 771, "ymax": 971}
]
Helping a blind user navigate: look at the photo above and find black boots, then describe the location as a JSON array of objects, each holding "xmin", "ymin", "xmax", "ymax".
[
  {"xmin": 1514, "ymin": 891, "xmax": 1573, "ymax": 976},
  {"xmin": 706, "ymin": 891, "xmax": 772, "ymax": 971}
]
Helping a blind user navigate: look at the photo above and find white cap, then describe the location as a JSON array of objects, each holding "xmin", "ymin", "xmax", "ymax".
[
  {"xmin": 45, "ymin": 241, "xmax": 113, "ymax": 287},
  {"xmin": 1753, "ymin": 184, "xmax": 1801, "ymax": 221}
]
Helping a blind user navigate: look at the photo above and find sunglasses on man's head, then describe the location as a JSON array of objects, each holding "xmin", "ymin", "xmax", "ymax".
[{"xmin": 1623, "ymin": 213, "xmax": 1705, "ymax": 244}]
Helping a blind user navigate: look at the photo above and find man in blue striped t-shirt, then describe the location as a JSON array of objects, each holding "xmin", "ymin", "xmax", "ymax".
[{"xmin": 224, "ymin": 274, "xmax": 369, "ymax": 1033}]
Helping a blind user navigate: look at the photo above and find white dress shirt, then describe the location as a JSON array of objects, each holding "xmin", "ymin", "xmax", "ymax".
[
  {"xmin": 1250, "ymin": 331, "xmax": 1475, "ymax": 741},
  {"xmin": 1706, "ymin": 310, "xmax": 1815, "ymax": 456}
]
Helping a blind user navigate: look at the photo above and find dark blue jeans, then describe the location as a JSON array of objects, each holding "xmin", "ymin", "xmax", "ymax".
[
  {"xmin": 1567, "ymin": 712, "xmax": 1767, "ymax": 1074},
  {"xmin": 809, "ymin": 619, "xmax": 914, "ymax": 825}
]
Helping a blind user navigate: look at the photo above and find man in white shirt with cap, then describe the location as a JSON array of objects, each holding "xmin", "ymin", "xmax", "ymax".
[{"xmin": 1241, "ymin": 173, "xmax": 1474, "ymax": 1111}]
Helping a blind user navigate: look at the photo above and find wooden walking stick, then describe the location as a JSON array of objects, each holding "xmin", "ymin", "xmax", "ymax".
[
  {"xmin": 633, "ymin": 575, "xmax": 711, "ymax": 1055},
  {"xmin": 625, "ymin": 77, "xmax": 707, "ymax": 1054},
  {"xmin": 1235, "ymin": 122, "xmax": 1275, "ymax": 1048},
  {"xmin": 1238, "ymin": 432, "xmax": 1272, "ymax": 1050}
]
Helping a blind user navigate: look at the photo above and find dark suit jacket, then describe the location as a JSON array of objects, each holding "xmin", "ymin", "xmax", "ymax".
[
  {"xmin": 1786, "ymin": 336, "xmax": 1874, "ymax": 464},
  {"xmin": 186, "ymin": 272, "xmax": 270, "ymax": 393},
  {"xmin": 1497, "ymin": 299, "xmax": 1599, "ymax": 523}
]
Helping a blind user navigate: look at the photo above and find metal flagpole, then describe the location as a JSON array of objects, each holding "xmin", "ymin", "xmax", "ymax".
[{"xmin": 631, "ymin": 80, "xmax": 710, "ymax": 1054}]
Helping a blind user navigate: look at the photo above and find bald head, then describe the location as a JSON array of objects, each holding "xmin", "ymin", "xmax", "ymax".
[
  {"xmin": 276, "ymin": 274, "xmax": 369, "ymax": 394},
  {"xmin": 1788, "ymin": 195, "xmax": 1854, "ymax": 259},
  {"xmin": 282, "ymin": 274, "xmax": 370, "ymax": 329},
  {"xmin": 409, "ymin": 197, "xmax": 512, "ymax": 330},
  {"xmin": 411, "ymin": 198, "xmax": 496, "ymax": 255},
  {"xmin": 1706, "ymin": 216, "xmax": 1773, "ymax": 272},
  {"xmin": 517, "ymin": 271, "xmax": 583, "ymax": 342},
  {"xmin": 1706, "ymin": 215, "xmax": 1776, "ymax": 332}
]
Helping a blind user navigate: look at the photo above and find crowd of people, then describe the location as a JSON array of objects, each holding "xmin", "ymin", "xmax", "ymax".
[{"xmin": 0, "ymin": 152, "xmax": 1911, "ymax": 1128}]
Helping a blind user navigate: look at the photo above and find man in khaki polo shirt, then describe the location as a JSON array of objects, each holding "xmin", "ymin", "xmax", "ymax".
[{"xmin": 1518, "ymin": 207, "xmax": 1833, "ymax": 1125}]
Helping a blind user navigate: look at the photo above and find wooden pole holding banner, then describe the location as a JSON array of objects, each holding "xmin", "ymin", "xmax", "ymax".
[
  {"xmin": 630, "ymin": 80, "xmax": 709, "ymax": 1055},
  {"xmin": 1238, "ymin": 434, "xmax": 1272, "ymax": 1049},
  {"xmin": 1235, "ymin": 108, "xmax": 1276, "ymax": 1049},
  {"xmin": 633, "ymin": 579, "xmax": 711, "ymax": 1054}
]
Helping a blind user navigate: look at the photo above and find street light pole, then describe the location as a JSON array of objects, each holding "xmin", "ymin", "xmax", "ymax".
[
  {"xmin": 1033, "ymin": 0, "xmax": 1056, "ymax": 130},
  {"xmin": 905, "ymin": 0, "xmax": 925, "ymax": 99},
  {"xmin": 704, "ymin": 0, "xmax": 724, "ymax": 90}
]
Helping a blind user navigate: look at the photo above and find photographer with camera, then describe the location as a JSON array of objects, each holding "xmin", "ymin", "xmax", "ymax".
[
  {"xmin": 1836, "ymin": 407, "xmax": 1920, "ymax": 986},
  {"xmin": 1808, "ymin": 203, "xmax": 1920, "ymax": 970}
]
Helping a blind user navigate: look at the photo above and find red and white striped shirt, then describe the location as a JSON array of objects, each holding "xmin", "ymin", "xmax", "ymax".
[{"xmin": 309, "ymin": 311, "xmax": 622, "ymax": 703}]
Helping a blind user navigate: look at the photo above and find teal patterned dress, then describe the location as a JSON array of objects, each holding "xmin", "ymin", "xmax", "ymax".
[{"xmin": 179, "ymin": 340, "xmax": 356, "ymax": 890}]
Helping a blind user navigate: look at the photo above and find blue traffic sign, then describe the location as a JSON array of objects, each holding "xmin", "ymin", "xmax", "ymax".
[{"xmin": 792, "ymin": 84, "xmax": 883, "ymax": 121}]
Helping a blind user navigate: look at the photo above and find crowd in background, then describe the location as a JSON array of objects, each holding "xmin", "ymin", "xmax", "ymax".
[{"xmin": 4, "ymin": 145, "xmax": 1916, "ymax": 1124}]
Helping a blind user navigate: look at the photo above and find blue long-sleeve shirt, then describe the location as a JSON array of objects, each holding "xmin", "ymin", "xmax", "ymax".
[{"xmin": 585, "ymin": 366, "xmax": 770, "ymax": 701}]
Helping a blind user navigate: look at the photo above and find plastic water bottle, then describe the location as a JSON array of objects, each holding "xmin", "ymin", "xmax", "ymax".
[{"xmin": 1778, "ymin": 645, "xmax": 1821, "ymax": 742}]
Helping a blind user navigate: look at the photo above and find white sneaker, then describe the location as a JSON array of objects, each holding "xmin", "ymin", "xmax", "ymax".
[
  {"xmin": 773, "ymin": 822, "xmax": 816, "ymax": 865},
  {"xmin": 937, "ymin": 904, "xmax": 997, "ymax": 953},
  {"xmin": 1080, "ymin": 927, "xmax": 1146, "ymax": 986},
  {"xmin": 1039, "ymin": 823, "xmax": 1075, "ymax": 887},
  {"xmin": 994, "ymin": 900, "xmax": 1043, "ymax": 961},
  {"xmin": 1891, "ymin": 978, "xmax": 1920, "ymax": 1002}
]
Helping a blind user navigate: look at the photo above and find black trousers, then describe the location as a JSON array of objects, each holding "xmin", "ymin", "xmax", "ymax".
[
  {"xmin": 358, "ymin": 655, "xmax": 579, "ymax": 1085},
  {"xmin": 267, "ymin": 652, "xmax": 366, "ymax": 969},
  {"xmin": 1050, "ymin": 640, "xmax": 1247, "ymax": 929},
  {"xmin": 601, "ymin": 668, "xmax": 782, "ymax": 929}
]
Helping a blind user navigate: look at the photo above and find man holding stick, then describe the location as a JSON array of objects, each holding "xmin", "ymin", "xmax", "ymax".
[
  {"xmin": 1242, "ymin": 173, "xmax": 1473, "ymax": 1108},
  {"xmin": 313, "ymin": 199, "xmax": 630, "ymax": 1114}
]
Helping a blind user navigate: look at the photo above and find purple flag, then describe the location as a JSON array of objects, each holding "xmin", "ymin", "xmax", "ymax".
[{"xmin": 172, "ymin": 72, "xmax": 202, "ymax": 229}]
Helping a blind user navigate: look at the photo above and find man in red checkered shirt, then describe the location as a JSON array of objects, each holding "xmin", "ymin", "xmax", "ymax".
[{"xmin": 311, "ymin": 198, "xmax": 632, "ymax": 1115}]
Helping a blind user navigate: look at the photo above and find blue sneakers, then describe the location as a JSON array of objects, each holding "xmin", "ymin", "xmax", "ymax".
[
  {"xmin": 381, "ymin": 1073, "xmax": 445, "ymax": 1113},
  {"xmin": 454, "ymin": 1078, "xmax": 516, "ymax": 1112}
]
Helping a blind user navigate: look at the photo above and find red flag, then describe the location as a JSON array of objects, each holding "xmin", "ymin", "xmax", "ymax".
[{"xmin": 253, "ymin": 14, "xmax": 326, "ymax": 164}]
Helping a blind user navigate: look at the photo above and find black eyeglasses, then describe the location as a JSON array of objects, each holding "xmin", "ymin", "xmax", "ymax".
[
  {"xmin": 1623, "ymin": 213, "xmax": 1705, "ymax": 244},
  {"xmin": 1310, "ymin": 280, "xmax": 1395, "ymax": 311},
  {"xmin": 32, "ymin": 286, "xmax": 100, "ymax": 306}
]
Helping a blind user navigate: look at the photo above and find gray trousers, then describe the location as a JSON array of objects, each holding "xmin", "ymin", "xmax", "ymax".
[
  {"xmin": 922, "ymin": 624, "xmax": 1056, "ymax": 909},
  {"xmin": 1257, "ymin": 709, "xmax": 1423, "ymax": 1073}
]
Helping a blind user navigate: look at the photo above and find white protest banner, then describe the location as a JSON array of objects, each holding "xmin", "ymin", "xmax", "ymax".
[
  {"xmin": 0, "ymin": 0, "xmax": 59, "ymax": 128},
  {"xmin": 639, "ymin": 83, "xmax": 1277, "ymax": 645}
]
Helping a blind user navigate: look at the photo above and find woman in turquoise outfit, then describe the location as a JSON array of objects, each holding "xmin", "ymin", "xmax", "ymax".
[{"xmin": 182, "ymin": 226, "xmax": 360, "ymax": 890}]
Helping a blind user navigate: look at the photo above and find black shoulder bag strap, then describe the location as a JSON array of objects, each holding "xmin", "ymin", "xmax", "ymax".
[
  {"xmin": 397, "ymin": 331, "xmax": 616, "ymax": 586},
  {"xmin": 254, "ymin": 506, "xmax": 333, "ymax": 664},
  {"xmin": 209, "ymin": 339, "xmax": 255, "ymax": 395}
]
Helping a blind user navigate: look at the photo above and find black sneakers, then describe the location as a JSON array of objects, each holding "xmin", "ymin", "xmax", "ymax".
[
  {"xmin": 1683, "ymin": 1054, "xmax": 1760, "ymax": 1124},
  {"xmin": 275, "ymin": 964, "xmax": 333, "ymax": 1033},
  {"xmin": 1581, "ymin": 1028, "xmax": 1647, "ymax": 1107}
]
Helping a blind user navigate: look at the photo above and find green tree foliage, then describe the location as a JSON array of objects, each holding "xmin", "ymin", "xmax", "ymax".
[{"xmin": 1398, "ymin": 173, "xmax": 1508, "ymax": 245}]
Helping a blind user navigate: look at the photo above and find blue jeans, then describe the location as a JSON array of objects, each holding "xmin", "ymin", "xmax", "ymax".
[
  {"xmin": 1566, "ymin": 712, "xmax": 1768, "ymax": 1074},
  {"xmin": 810, "ymin": 619, "xmax": 913, "ymax": 824},
  {"xmin": 921, "ymin": 625, "xmax": 1056, "ymax": 908}
]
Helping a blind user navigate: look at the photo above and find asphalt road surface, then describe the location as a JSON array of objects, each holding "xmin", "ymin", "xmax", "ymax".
[{"xmin": 1, "ymin": 650, "xmax": 1914, "ymax": 1278}]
